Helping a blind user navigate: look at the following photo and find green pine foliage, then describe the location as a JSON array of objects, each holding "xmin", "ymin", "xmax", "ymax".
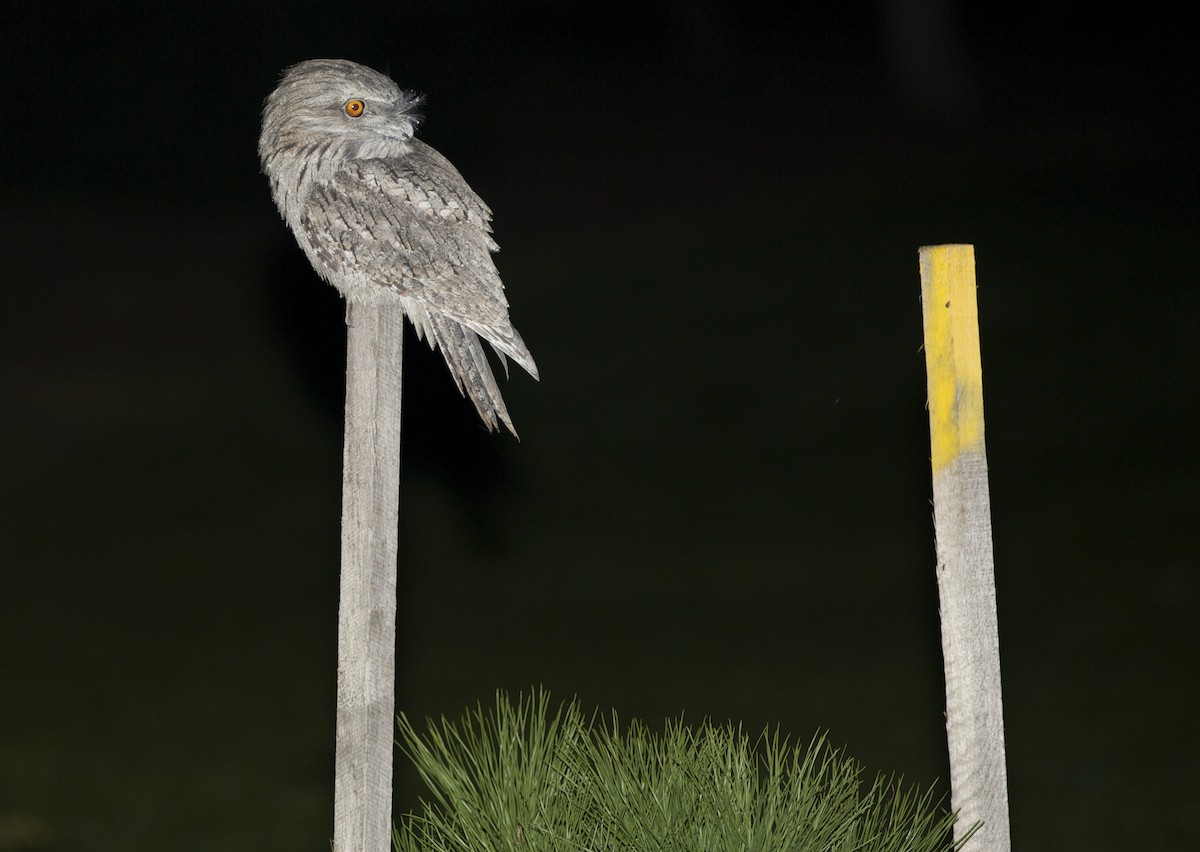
[{"xmin": 394, "ymin": 691, "xmax": 975, "ymax": 852}]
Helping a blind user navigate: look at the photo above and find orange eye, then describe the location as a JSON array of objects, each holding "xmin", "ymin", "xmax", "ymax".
[{"xmin": 344, "ymin": 99, "xmax": 365, "ymax": 117}]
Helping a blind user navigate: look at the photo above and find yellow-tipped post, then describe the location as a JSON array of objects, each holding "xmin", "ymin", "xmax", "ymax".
[{"xmin": 919, "ymin": 245, "xmax": 1011, "ymax": 850}]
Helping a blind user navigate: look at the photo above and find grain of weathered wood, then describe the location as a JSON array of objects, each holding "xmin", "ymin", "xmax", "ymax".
[
  {"xmin": 333, "ymin": 301, "xmax": 404, "ymax": 852},
  {"xmin": 920, "ymin": 245, "xmax": 1011, "ymax": 851}
]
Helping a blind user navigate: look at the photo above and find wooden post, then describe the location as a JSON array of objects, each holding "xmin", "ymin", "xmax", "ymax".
[
  {"xmin": 333, "ymin": 301, "xmax": 404, "ymax": 852},
  {"xmin": 919, "ymin": 245, "xmax": 1011, "ymax": 850}
]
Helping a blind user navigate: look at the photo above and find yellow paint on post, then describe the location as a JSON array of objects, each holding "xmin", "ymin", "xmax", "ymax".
[
  {"xmin": 920, "ymin": 245, "xmax": 985, "ymax": 474},
  {"xmin": 920, "ymin": 244, "xmax": 1010, "ymax": 848}
]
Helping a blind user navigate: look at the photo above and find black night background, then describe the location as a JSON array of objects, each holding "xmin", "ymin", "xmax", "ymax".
[{"xmin": 1, "ymin": 2, "xmax": 1196, "ymax": 849}]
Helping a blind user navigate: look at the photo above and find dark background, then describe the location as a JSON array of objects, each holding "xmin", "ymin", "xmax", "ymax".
[{"xmin": 2, "ymin": 2, "xmax": 1196, "ymax": 849}]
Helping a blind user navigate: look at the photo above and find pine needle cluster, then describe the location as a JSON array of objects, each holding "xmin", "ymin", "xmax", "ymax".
[{"xmin": 394, "ymin": 691, "xmax": 973, "ymax": 852}]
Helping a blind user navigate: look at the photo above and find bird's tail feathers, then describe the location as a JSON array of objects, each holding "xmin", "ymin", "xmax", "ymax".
[
  {"xmin": 452, "ymin": 317, "xmax": 538, "ymax": 382},
  {"xmin": 406, "ymin": 304, "xmax": 525, "ymax": 435}
]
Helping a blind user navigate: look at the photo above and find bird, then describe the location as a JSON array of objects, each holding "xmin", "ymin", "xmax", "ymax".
[{"xmin": 259, "ymin": 58, "xmax": 538, "ymax": 435}]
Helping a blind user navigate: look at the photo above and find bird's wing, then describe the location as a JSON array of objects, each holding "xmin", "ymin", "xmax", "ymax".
[
  {"xmin": 300, "ymin": 140, "xmax": 536, "ymax": 377},
  {"xmin": 299, "ymin": 141, "xmax": 537, "ymax": 434}
]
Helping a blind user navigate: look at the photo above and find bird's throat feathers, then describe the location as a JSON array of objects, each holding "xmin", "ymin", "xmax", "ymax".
[{"xmin": 262, "ymin": 136, "xmax": 413, "ymax": 232}]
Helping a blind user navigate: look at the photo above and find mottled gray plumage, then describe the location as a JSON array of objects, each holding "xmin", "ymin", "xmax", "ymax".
[{"xmin": 259, "ymin": 58, "xmax": 537, "ymax": 434}]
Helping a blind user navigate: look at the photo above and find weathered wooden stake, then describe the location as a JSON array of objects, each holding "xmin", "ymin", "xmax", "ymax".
[
  {"xmin": 919, "ymin": 245, "xmax": 1011, "ymax": 850},
  {"xmin": 334, "ymin": 301, "xmax": 404, "ymax": 852}
]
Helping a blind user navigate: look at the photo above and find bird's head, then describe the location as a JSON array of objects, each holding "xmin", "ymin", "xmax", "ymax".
[{"xmin": 259, "ymin": 59, "xmax": 423, "ymax": 164}]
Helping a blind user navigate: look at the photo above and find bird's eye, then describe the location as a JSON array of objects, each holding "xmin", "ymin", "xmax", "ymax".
[{"xmin": 344, "ymin": 99, "xmax": 366, "ymax": 117}]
